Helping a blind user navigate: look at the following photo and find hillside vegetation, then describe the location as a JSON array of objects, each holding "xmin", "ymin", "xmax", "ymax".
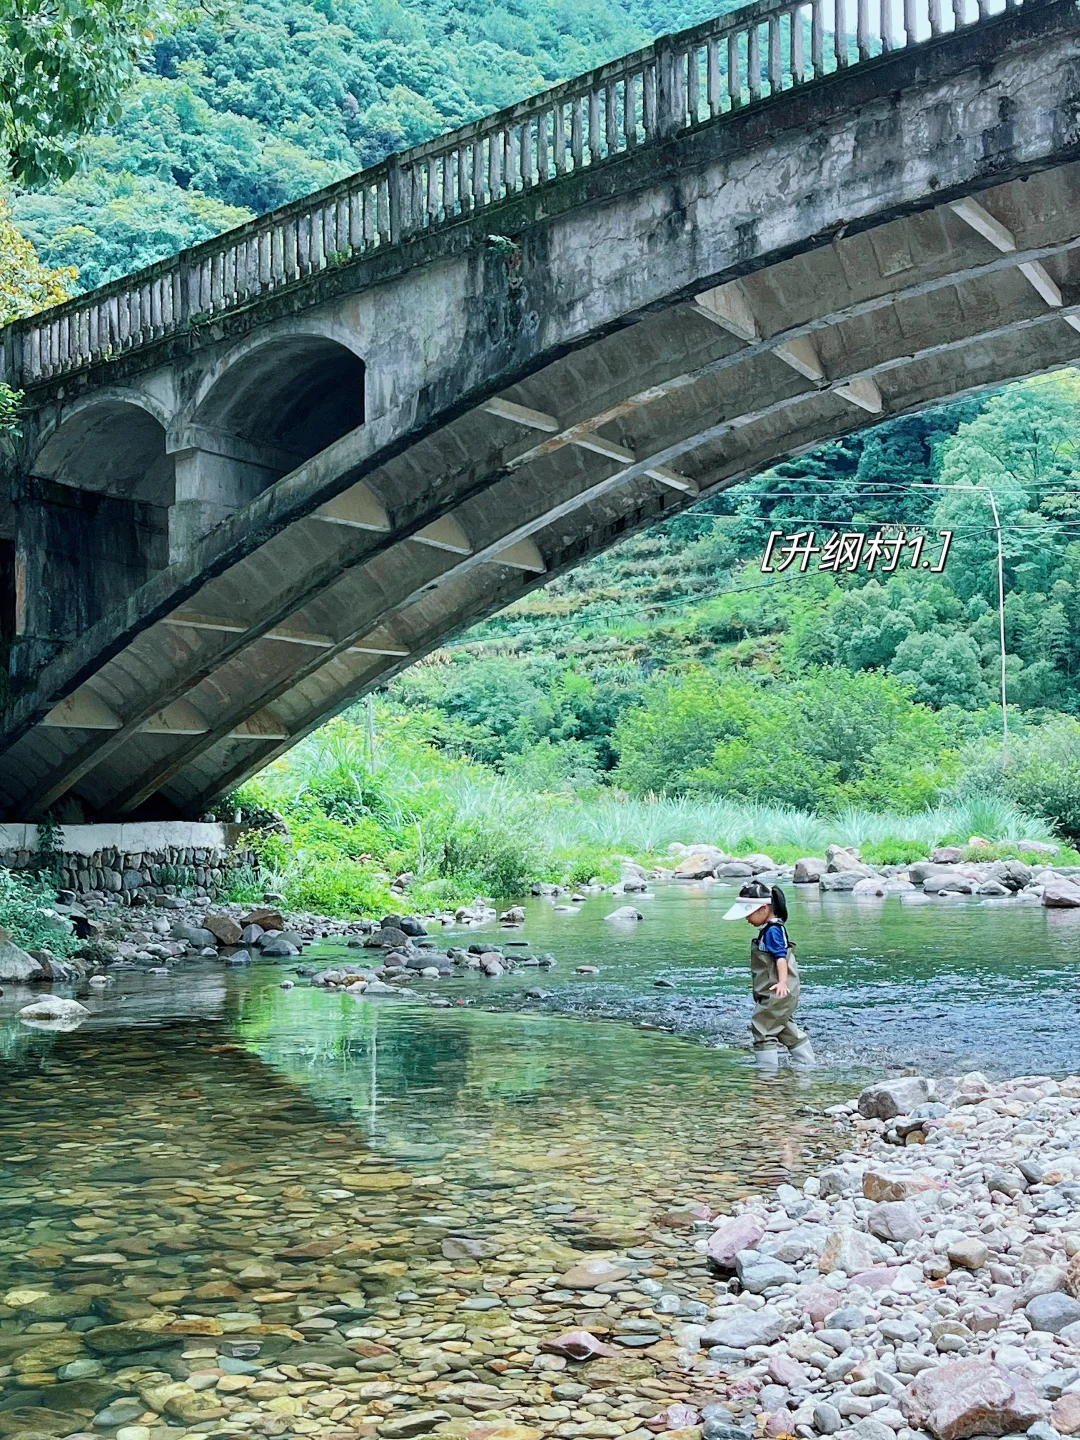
[{"xmin": 9, "ymin": 0, "xmax": 735, "ymax": 286}]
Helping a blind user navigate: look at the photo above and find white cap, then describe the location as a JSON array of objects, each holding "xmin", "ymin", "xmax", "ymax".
[{"xmin": 722, "ymin": 896, "xmax": 771, "ymax": 920}]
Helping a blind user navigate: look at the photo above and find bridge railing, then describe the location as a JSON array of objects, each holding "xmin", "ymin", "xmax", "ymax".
[{"xmin": 2, "ymin": 0, "xmax": 1021, "ymax": 388}]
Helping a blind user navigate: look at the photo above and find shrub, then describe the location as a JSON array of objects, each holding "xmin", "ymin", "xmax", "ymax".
[{"xmin": 0, "ymin": 869, "xmax": 78, "ymax": 955}]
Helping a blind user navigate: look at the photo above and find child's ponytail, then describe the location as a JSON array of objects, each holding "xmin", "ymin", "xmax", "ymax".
[{"xmin": 770, "ymin": 885, "xmax": 788, "ymax": 923}]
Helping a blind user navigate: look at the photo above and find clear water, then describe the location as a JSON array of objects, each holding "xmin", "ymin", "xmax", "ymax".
[{"xmin": 0, "ymin": 880, "xmax": 1068, "ymax": 1439}]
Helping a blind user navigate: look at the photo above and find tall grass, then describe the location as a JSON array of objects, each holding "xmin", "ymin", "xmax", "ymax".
[{"xmin": 549, "ymin": 791, "xmax": 1057, "ymax": 858}]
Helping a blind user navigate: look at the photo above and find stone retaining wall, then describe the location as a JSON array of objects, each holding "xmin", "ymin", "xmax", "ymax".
[{"xmin": 0, "ymin": 822, "xmax": 251, "ymax": 903}]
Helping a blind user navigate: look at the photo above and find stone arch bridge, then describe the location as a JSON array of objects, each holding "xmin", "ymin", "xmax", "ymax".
[{"xmin": 0, "ymin": 0, "xmax": 1078, "ymax": 820}]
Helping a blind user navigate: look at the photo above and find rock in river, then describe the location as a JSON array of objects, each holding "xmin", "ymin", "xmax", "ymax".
[
  {"xmin": 0, "ymin": 937, "xmax": 44, "ymax": 981},
  {"xmin": 701, "ymin": 1306, "xmax": 786, "ymax": 1350},
  {"xmin": 858, "ymin": 1076, "xmax": 936, "ymax": 1119},
  {"xmin": 18, "ymin": 995, "xmax": 89, "ymax": 1021},
  {"xmin": 1025, "ymin": 1292, "xmax": 1080, "ymax": 1334},
  {"xmin": 902, "ymin": 1360, "xmax": 1047, "ymax": 1439}
]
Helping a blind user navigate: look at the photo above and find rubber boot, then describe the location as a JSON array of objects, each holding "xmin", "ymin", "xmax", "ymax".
[
  {"xmin": 755, "ymin": 1046, "xmax": 780, "ymax": 1070},
  {"xmin": 789, "ymin": 1038, "xmax": 816, "ymax": 1069}
]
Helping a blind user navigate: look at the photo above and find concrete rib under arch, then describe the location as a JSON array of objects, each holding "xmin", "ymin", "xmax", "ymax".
[{"xmin": 0, "ymin": 0, "xmax": 1078, "ymax": 819}]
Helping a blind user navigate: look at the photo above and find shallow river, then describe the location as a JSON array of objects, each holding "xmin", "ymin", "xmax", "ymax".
[{"xmin": 0, "ymin": 881, "xmax": 1073, "ymax": 1440}]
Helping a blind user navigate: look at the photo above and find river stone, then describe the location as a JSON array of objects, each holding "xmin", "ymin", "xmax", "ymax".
[
  {"xmin": 1044, "ymin": 879, "xmax": 1080, "ymax": 907},
  {"xmin": 379, "ymin": 1412, "xmax": 452, "ymax": 1438},
  {"xmin": 707, "ymin": 1213, "xmax": 766, "ymax": 1269},
  {"xmin": 813, "ymin": 1403, "xmax": 842, "ymax": 1435},
  {"xmin": 819, "ymin": 1226, "xmax": 884, "ymax": 1275},
  {"xmin": 18, "ymin": 995, "xmax": 90, "ymax": 1020},
  {"xmin": 0, "ymin": 938, "xmax": 44, "ymax": 981},
  {"xmin": 558, "ymin": 1258, "xmax": 629, "ymax": 1289},
  {"xmin": 171, "ymin": 922, "xmax": 218, "ymax": 948},
  {"xmin": 365, "ymin": 926, "xmax": 411, "ymax": 949},
  {"xmin": 260, "ymin": 934, "xmax": 300, "ymax": 956},
  {"xmin": 605, "ymin": 906, "xmax": 643, "ymax": 921},
  {"xmin": 863, "ymin": 1167, "xmax": 941, "ymax": 1202},
  {"xmin": 794, "ymin": 858, "xmax": 827, "ymax": 883},
  {"xmin": 1025, "ymin": 1293, "xmax": 1080, "ymax": 1334},
  {"xmin": 162, "ymin": 1389, "xmax": 227, "ymax": 1424},
  {"xmin": 0, "ymin": 1409, "xmax": 88, "ymax": 1437},
  {"xmin": 1051, "ymin": 1394, "xmax": 1080, "ymax": 1435},
  {"xmin": 203, "ymin": 913, "xmax": 242, "ymax": 945},
  {"xmin": 868, "ymin": 1201, "xmax": 922, "ymax": 1242},
  {"xmin": 858, "ymin": 1077, "xmax": 936, "ymax": 1120},
  {"xmin": 701, "ymin": 1306, "xmax": 785, "ymax": 1350},
  {"xmin": 734, "ymin": 1251, "xmax": 798, "ymax": 1293},
  {"xmin": 820, "ymin": 871, "xmax": 869, "ymax": 892},
  {"xmin": 948, "ymin": 1237, "xmax": 989, "ymax": 1270},
  {"xmin": 442, "ymin": 1237, "xmax": 499, "ymax": 1260},
  {"xmin": 902, "ymin": 1360, "xmax": 1047, "ymax": 1439},
  {"xmin": 93, "ymin": 1399, "xmax": 146, "ymax": 1426},
  {"xmin": 83, "ymin": 1320, "xmax": 170, "ymax": 1355}
]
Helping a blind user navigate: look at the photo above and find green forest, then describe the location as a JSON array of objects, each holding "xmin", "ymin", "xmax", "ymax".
[
  {"xmin": 8, "ymin": 0, "xmax": 734, "ymax": 287},
  {"xmin": 5, "ymin": 0, "xmax": 1080, "ymax": 913}
]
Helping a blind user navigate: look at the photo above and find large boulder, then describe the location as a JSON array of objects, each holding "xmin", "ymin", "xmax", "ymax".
[
  {"xmin": 0, "ymin": 937, "xmax": 44, "ymax": 981},
  {"xmin": 826, "ymin": 845, "xmax": 864, "ymax": 872},
  {"xmin": 794, "ymin": 858, "xmax": 827, "ymax": 883},
  {"xmin": 18, "ymin": 995, "xmax": 90, "ymax": 1021},
  {"xmin": 364, "ymin": 926, "xmax": 411, "ymax": 949},
  {"xmin": 820, "ymin": 871, "xmax": 872, "ymax": 892},
  {"xmin": 1043, "ymin": 879, "xmax": 1080, "ymax": 908},
  {"xmin": 858, "ymin": 1076, "xmax": 936, "ymax": 1120},
  {"xmin": 862, "ymin": 1167, "xmax": 942, "ymax": 1202},
  {"xmin": 203, "ymin": 913, "xmax": 242, "ymax": 946},
  {"xmin": 673, "ymin": 850, "xmax": 725, "ymax": 879},
  {"xmin": 735, "ymin": 1251, "xmax": 798, "ymax": 1293},
  {"xmin": 931, "ymin": 846, "xmax": 965, "ymax": 864},
  {"xmin": 171, "ymin": 923, "xmax": 218, "ymax": 949},
  {"xmin": 901, "ymin": 1360, "xmax": 1047, "ymax": 1439},
  {"xmin": 867, "ymin": 1201, "xmax": 923, "ymax": 1242},
  {"xmin": 987, "ymin": 860, "xmax": 1033, "ymax": 891}
]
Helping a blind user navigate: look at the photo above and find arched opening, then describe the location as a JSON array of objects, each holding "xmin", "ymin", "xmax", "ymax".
[
  {"xmin": 24, "ymin": 399, "xmax": 172, "ymax": 640},
  {"xmin": 196, "ymin": 334, "xmax": 366, "ymax": 463}
]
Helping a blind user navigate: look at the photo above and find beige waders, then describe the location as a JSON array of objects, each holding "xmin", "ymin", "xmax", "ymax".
[{"xmin": 750, "ymin": 931, "xmax": 807, "ymax": 1053}]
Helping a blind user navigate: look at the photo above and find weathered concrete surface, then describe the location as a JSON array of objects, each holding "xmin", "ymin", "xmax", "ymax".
[{"xmin": 1, "ymin": 0, "xmax": 1079, "ymax": 818}]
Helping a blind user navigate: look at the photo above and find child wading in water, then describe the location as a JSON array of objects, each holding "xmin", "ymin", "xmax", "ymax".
[{"xmin": 724, "ymin": 881, "xmax": 815, "ymax": 1069}]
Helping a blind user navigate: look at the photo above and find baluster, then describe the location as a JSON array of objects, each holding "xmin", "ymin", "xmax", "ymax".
[
  {"xmin": 519, "ymin": 121, "xmax": 533, "ymax": 188},
  {"xmin": 791, "ymin": 5, "xmax": 806, "ymax": 79},
  {"xmin": 470, "ymin": 138, "xmax": 484, "ymax": 205},
  {"xmin": 812, "ymin": 0, "xmax": 826, "ymax": 69},
  {"xmin": 336, "ymin": 195, "xmax": 349, "ymax": 254},
  {"xmin": 441, "ymin": 151, "xmax": 455, "ymax": 212},
  {"xmin": 903, "ymin": 0, "xmax": 916, "ymax": 40},
  {"xmin": 643, "ymin": 62, "xmax": 658, "ymax": 134},
  {"xmin": 880, "ymin": 0, "xmax": 893, "ymax": 49},
  {"xmin": 857, "ymin": 0, "xmax": 871, "ymax": 56},
  {"xmin": 952, "ymin": 0, "xmax": 965, "ymax": 26},
  {"xmin": 29, "ymin": 328, "xmax": 41, "ymax": 381},
  {"xmin": 748, "ymin": 24, "xmax": 762, "ymax": 99},
  {"xmin": 673, "ymin": 49, "xmax": 687, "ymax": 127},
  {"xmin": 57, "ymin": 316, "xmax": 69, "ymax": 371},
  {"xmin": 929, "ymin": 0, "xmax": 942, "ymax": 34},
  {"xmin": 427, "ymin": 157, "xmax": 440, "ymax": 221},
  {"xmin": 706, "ymin": 39, "xmax": 721, "ymax": 114},
  {"xmin": 551, "ymin": 105, "xmax": 564, "ymax": 174},
  {"xmin": 141, "ymin": 281, "xmax": 153, "ymax": 332},
  {"xmin": 768, "ymin": 15, "xmax": 782, "ymax": 90},
  {"xmin": 537, "ymin": 110, "xmax": 550, "ymax": 178},
  {"xmin": 150, "ymin": 277, "xmax": 162, "ymax": 333},
  {"xmin": 316, "ymin": 208, "xmax": 330, "ymax": 267},
  {"xmin": 488, "ymin": 131, "xmax": 502, "ymax": 198},
  {"xmin": 834, "ymin": 0, "xmax": 849, "ymax": 64},
  {"xmin": 172, "ymin": 268, "xmax": 183, "ymax": 325},
  {"xmin": 624, "ymin": 73, "xmax": 638, "ymax": 144},
  {"xmin": 506, "ymin": 128, "xmax": 521, "ymax": 192},
  {"xmin": 344, "ymin": 191, "xmax": 359, "ymax": 251},
  {"xmin": 297, "ymin": 216, "xmax": 311, "ymax": 276},
  {"xmin": 728, "ymin": 32, "xmax": 742, "ymax": 105},
  {"xmin": 323, "ymin": 203, "xmax": 336, "ymax": 259},
  {"xmin": 606, "ymin": 82, "xmax": 619, "ymax": 153},
  {"xmin": 687, "ymin": 46, "xmax": 701, "ymax": 120},
  {"xmin": 456, "ymin": 147, "xmax": 469, "ymax": 212},
  {"xmin": 570, "ymin": 98, "xmax": 584, "ymax": 168},
  {"xmin": 588, "ymin": 90, "xmax": 601, "ymax": 163}
]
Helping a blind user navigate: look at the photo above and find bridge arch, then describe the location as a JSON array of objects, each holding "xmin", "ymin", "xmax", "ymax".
[
  {"xmin": 23, "ymin": 392, "xmax": 175, "ymax": 644},
  {"xmin": 188, "ymin": 326, "xmax": 366, "ymax": 463}
]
